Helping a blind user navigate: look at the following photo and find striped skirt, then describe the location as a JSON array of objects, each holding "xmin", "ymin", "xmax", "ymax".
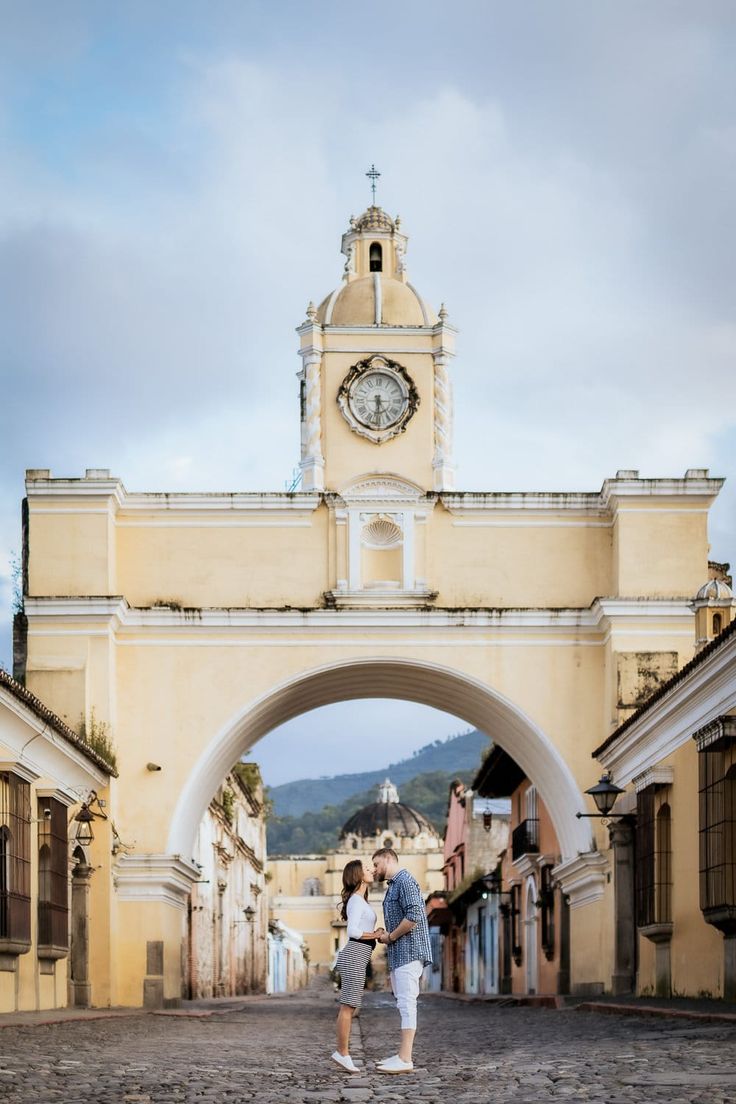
[{"xmin": 336, "ymin": 939, "xmax": 374, "ymax": 1008}]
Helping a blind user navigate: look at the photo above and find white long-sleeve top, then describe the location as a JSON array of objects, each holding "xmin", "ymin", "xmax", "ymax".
[{"xmin": 346, "ymin": 893, "xmax": 377, "ymax": 940}]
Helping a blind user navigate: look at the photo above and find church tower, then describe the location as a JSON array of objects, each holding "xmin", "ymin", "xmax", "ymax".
[{"xmin": 296, "ymin": 204, "xmax": 456, "ymax": 495}]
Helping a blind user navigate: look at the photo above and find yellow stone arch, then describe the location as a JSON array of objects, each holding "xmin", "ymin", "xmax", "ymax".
[{"xmin": 167, "ymin": 656, "xmax": 594, "ymax": 862}]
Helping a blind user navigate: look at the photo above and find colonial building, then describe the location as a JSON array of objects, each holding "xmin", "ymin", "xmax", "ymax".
[
  {"xmin": 0, "ymin": 669, "xmax": 114, "ymax": 1013},
  {"xmin": 593, "ymin": 567, "xmax": 736, "ymax": 999},
  {"xmin": 186, "ymin": 764, "xmax": 267, "ymax": 999},
  {"xmin": 473, "ymin": 748, "xmax": 568, "ymax": 996},
  {"xmin": 267, "ymin": 919, "xmax": 309, "ymax": 994},
  {"xmin": 13, "ymin": 201, "xmax": 726, "ymax": 1006},
  {"xmin": 430, "ymin": 779, "xmax": 509, "ymax": 994},
  {"xmin": 269, "ymin": 779, "xmax": 443, "ymax": 974}
]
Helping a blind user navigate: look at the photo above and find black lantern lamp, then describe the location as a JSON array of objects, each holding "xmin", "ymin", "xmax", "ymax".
[
  {"xmin": 243, "ymin": 906, "xmax": 256, "ymax": 923},
  {"xmin": 482, "ymin": 810, "xmax": 493, "ymax": 832},
  {"xmin": 576, "ymin": 771, "xmax": 626, "ymax": 819},
  {"xmin": 73, "ymin": 790, "xmax": 108, "ymax": 844}
]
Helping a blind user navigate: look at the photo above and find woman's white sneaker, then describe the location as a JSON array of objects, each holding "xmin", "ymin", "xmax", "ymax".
[{"xmin": 331, "ymin": 1051, "xmax": 360, "ymax": 1073}]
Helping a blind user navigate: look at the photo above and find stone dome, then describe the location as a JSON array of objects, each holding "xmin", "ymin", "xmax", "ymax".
[
  {"xmin": 317, "ymin": 276, "xmax": 437, "ymax": 327},
  {"xmin": 339, "ymin": 778, "xmax": 439, "ymax": 842},
  {"xmin": 695, "ymin": 579, "xmax": 733, "ymax": 602},
  {"xmin": 352, "ymin": 206, "xmax": 396, "ymax": 232}
]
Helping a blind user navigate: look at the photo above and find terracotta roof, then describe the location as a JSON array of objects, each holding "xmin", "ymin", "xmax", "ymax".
[
  {"xmin": 0, "ymin": 668, "xmax": 117, "ymax": 775},
  {"xmin": 592, "ymin": 615, "xmax": 736, "ymax": 760}
]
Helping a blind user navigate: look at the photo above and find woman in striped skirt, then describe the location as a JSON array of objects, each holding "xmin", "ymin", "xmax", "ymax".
[{"xmin": 331, "ymin": 859, "xmax": 385, "ymax": 1074}]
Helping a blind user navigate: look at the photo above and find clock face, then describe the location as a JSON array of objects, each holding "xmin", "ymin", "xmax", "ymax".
[
  {"xmin": 337, "ymin": 355, "xmax": 419, "ymax": 443},
  {"xmin": 349, "ymin": 371, "xmax": 408, "ymax": 430}
]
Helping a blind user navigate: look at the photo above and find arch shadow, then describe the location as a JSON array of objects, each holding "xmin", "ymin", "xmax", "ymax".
[{"xmin": 167, "ymin": 657, "xmax": 594, "ymax": 861}]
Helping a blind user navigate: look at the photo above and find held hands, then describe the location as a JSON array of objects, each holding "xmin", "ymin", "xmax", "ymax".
[{"xmin": 376, "ymin": 929, "xmax": 392, "ymax": 945}]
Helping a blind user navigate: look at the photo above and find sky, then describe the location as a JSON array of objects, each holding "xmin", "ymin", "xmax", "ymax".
[{"xmin": 1, "ymin": 2, "xmax": 734, "ymax": 782}]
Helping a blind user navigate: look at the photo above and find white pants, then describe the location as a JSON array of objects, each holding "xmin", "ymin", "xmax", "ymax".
[{"xmin": 390, "ymin": 960, "xmax": 424, "ymax": 1030}]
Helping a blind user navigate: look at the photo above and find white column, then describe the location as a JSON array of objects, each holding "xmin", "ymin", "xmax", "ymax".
[
  {"xmin": 401, "ymin": 511, "xmax": 415, "ymax": 590},
  {"xmin": 299, "ymin": 351, "xmax": 324, "ymax": 491},
  {"xmin": 348, "ymin": 510, "xmax": 362, "ymax": 590},
  {"xmin": 432, "ymin": 351, "xmax": 455, "ymax": 491}
]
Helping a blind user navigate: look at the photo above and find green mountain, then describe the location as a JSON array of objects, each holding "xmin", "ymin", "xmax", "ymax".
[
  {"xmin": 266, "ymin": 768, "xmax": 475, "ymax": 855},
  {"xmin": 267, "ymin": 728, "xmax": 489, "ymax": 818}
]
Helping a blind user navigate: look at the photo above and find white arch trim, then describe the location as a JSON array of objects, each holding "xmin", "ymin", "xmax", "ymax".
[{"xmin": 167, "ymin": 656, "xmax": 594, "ymax": 864}]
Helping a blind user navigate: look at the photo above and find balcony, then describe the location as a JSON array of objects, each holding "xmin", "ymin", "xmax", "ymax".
[{"xmin": 512, "ymin": 818, "xmax": 539, "ymax": 861}]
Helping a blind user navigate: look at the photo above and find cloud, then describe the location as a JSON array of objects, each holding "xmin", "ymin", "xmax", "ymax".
[{"xmin": 1, "ymin": 5, "xmax": 735, "ymax": 756}]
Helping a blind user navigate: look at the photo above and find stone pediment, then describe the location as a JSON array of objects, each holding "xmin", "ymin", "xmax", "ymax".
[{"xmin": 337, "ymin": 475, "xmax": 426, "ymax": 504}]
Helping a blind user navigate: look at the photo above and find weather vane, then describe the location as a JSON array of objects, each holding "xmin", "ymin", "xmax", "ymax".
[{"xmin": 366, "ymin": 164, "xmax": 381, "ymax": 205}]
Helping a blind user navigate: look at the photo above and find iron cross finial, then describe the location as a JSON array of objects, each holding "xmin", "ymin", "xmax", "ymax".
[{"xmin": 366, "ymin": 164, "xmax": 381, "ymax": 205}]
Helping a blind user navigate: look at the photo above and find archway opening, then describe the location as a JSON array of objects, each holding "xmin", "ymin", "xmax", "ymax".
[{"xmin": 169, "ymin": 657, "xmax": 592, "ymax": 863}]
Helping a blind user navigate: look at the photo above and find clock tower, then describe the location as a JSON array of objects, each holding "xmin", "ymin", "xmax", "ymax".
[{"xmin": 296, "ymin": 205, "xmax": 456, "ymax": 494}]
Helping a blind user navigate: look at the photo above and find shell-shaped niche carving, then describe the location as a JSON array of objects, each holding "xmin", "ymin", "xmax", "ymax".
[{"xmin": 361, "ymin": 514, "xmax": 403, "ymax": 549}]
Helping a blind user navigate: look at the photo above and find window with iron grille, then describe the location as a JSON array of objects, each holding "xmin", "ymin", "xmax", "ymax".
[
  {"xmin": 0, "ymin": 771, "xmax": 31, "ymax": 951},
  {"xmin": 540, "ymin": 863, "xmax": 555, "ymax": 959},
  {"xmin": 636, "ymin": 785, "xmax": 672, "ymax": 928},
  {"xmin": 37, "ymin": 797, "xmax": 69, "ymax": 954},
  {"xmin": 511, "ymin": 883, "xmax": 522, "ymax": 965},
  {"xmin": 697, "ymin": 737, "xmax": 736, "ymax": 923}
]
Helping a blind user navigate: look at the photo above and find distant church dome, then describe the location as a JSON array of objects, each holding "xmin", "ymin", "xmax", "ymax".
[{"xmin": 339, "ymin": 778, "xmax": 439, "ymax": 846}]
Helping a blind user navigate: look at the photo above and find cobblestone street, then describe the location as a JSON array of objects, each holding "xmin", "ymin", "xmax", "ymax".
[{"xmin": 0, "ymin": 983, "xmax": 735, "ymax": 1104}]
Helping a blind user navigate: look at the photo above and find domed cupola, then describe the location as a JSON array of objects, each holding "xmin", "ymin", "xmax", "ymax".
[
  {"xmin": 691, "ymin": 567, "xmax": 735, "ymax": 652},
  {"xmin": 316, "ymin": 208, "xmax": 437, "ymax": 327},
  {"xmin": 339, "ymin": 778, "xmax": 440, "ymax": 853}
]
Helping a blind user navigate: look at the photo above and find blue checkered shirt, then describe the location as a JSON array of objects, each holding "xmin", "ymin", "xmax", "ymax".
[{"xmin": 382, "ymin": 869, "xmax": 433, "ymax": 970}]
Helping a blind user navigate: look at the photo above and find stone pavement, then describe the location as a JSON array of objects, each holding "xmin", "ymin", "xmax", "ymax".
[{"xmin": 0, "ymin": 980, "xmax": 735, "ymax": 1103}]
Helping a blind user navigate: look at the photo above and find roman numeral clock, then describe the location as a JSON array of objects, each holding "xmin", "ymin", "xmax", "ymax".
[{"xmin": 337, "ymin": 355, "xmax": 419, "ymax": 444}]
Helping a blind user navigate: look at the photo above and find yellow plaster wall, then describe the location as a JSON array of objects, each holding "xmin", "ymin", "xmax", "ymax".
[
  {"xmin": 116, "ymin": 511, "xmax": 330, "ymax": 608},
  {"xmin": 570, "ymin": 892, "xmax": 612, "ymax": 993},
  {"xmin": 428, "ymin": 508, "xmax": 612, "ymax": 607},
  {"xmin": 613, "ymin": 508, "xmax": 707, "ymax": 597},
  {"xmin": 28, "ymin": 506, "xmax": 115, "ymax": 596}
]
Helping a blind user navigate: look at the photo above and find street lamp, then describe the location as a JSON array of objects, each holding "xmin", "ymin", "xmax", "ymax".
[
  {"xmin": 243, "ymin": 906, "xmax": 256, "ymax": 923},
  {"xmin": 576, "ymin": 771, "xmax": 626, "ymax": 819},
  {"xmin": 73, "ymin": 790, "xmax": 107, "ymax": 844}
]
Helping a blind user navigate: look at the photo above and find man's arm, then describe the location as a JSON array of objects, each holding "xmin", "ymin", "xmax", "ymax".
[
  {"xmin": 379, "ymin": 875, "xmax": 423, "ymax": 943},
  {"xmin": 378, "ymin": 916, "xmax": 416, "ymax": 944}
]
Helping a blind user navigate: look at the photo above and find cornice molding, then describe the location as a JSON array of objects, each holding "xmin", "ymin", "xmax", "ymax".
[
  {"xmin": 113, "ymin": 853, "xmax": 200, "ymax": 910},
  {"xmin": 631, "ymin": 766, "xmax": 674, "ymax": 793},
  {"xmin": 0, "ymin": 760, "xmax": 40, "ymax": 784},
  {"xmin": 23, "ymin": 596, "xmax": 694, "ymax": 636},
  {"xmin": 693, "ymin": 714, "xmax": 736, "ymax": 752},
  {"xmin": 552, "ymin": 851, "xmax": 609, "ymax": 910}
]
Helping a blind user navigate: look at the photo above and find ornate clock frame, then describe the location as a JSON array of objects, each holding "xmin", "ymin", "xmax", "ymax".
[{"xmin": 336, "ymin": 355, "xmax": 420, "ymax": 444}]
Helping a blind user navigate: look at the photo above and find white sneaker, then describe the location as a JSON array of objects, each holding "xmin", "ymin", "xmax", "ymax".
[
  {"xmin": 377, "ymin": 1055, "xmax": 414, "ymax": 1074},
  {"xmin": 331, "ymin": 1051, "xmax": 359, "ymax": 1074},
  {"xmin": 377, "ymin": 1055, "xmax": 397, "ymax": 1066}
]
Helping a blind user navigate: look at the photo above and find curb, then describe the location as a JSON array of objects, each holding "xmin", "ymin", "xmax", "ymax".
[
  {"xmin": 424, "ymin": 991, "xmax": 563, "ymax": 1009},
  {"xmin": 575, "ymin": 1001, "xmax": 736, "ymax": 1024}
]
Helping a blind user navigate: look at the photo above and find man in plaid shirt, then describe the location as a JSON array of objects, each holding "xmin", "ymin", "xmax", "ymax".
[{"xmin": 373, "ymin": 846, "xmax": 433, "ymax": 1074}]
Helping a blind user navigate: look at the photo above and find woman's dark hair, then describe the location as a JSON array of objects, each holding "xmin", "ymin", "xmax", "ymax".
[{"xmin": 340, "ymin": 858, "xmax": 366, "ymax": 920}]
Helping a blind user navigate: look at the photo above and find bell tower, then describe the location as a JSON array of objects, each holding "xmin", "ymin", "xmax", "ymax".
[{"xmin": 296, "ymin": 202, "xmax": 456, "ymax": 494}]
